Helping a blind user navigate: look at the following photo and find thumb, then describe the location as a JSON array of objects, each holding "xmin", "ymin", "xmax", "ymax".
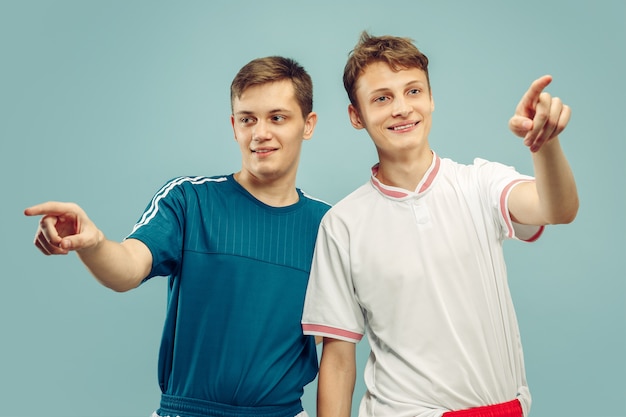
[
  {"xmin": 59, "ymin": 232, "xmax": 91, "ymax": 251},
  {"xmin": 59, "ymin": 236, "xmax": 77, "ymax": 251},
  {"xmin": 509, "ymin": 116, "xmax": 533, "ymax": 138},
  {"xmin": 63, "ymin": 226, "xmax": 104, "ymax": 252}
]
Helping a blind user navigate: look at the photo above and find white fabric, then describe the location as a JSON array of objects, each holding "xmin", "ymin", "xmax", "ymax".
[{"xmin": 302, "ymin": 154, "xmax": 540, "ymax": 417}]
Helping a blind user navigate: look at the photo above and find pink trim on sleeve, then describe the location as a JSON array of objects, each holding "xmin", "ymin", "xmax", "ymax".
[
  {"xmin": 500, "ymin": 179, "xmax": 529, "ymax": 239},
  {"xmin": 521, "ymin": 225, "xmax": 545, "ymax": 242},
  {"xmin": 302, "ymin": 324, "xmax": 363, "ymax": 342},
  {"xmin": 500, "ymin": 179, "xmax": 544, "ymax": 241}
]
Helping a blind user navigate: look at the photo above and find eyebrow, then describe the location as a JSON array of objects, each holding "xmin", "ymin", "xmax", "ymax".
[
  {"xmin": 234, "ymin": 108, "xmax": 292, "ymax": 116},
  {"xmin": 368, "ymin": 80, "xmax": 426, "ymax": 95}
]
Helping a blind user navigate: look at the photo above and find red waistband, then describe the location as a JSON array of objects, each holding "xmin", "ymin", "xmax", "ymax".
[{"xmin": 442, "ymin": 399, "xmax": 522, "ymax": 417}]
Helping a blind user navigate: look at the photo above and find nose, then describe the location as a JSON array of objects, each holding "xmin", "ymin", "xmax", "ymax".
[
  {"xmin": 252, "ymin": 119, "xmax": 271, "ymax": 142},
  {"xmin": 392, "ymin": 97, "xmax": 412, "ymax": 118}
]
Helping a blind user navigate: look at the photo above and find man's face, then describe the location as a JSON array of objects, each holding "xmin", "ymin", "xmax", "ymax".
[
  {"xmin": 349, "ymin": 61, "xmax": 434, "ymax": 160},
  {"xmin": 231, "ymin": 80, "xmax": 316, "ymax": 183}
]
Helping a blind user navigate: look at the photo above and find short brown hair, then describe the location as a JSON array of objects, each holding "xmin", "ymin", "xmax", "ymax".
[
  {"xmin": 343, "ymin": 31, "xmax": 430, "ymax": 107},
  {"xmin": 230, "ymin": 56, "xmax": 313, "ymax": 117}
]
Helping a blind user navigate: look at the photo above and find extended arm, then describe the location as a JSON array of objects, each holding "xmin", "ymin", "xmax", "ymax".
[
  {"xmin": 317, "ymin": 338, "xmax": 356, "ymax": 417},
  {"xmin": 507, "ymin": 75, "xmax": 579, "ymax": 225},
  {"xmin": 24, "ymin": 201, "xmax": 152, "ymax": 292}
]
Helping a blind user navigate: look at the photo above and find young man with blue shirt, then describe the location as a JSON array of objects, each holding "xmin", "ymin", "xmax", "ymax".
[{"xmin": 25, "ymin": 56, "xmax": 330, "ymax": 417}]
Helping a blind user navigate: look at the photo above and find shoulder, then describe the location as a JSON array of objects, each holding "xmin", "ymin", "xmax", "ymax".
[
  {"xmin": 470, "ymin": 158, "xmax": 519, "ymax": 175},
  {"xmin": 157, "ymin": 175, "xmax": 231, "ymax": 195},
  {"xmin": 166, "ymin": 175, "xmax": 230, "ymax": 188},
  {"xmin": 438, "ymin": 157, "xmax": 521, "ymax": 181},
  {"xmin": 299, "ymin": 189, "xmax": 332, "ymax": 211},
  {"xmin": 296, "ymin": 190, "xmax": 332, "ymax": 225},
  {"xmin": 320, "ymin": 182, "xmax": 373, "ymax": 223},
  {"xmin": 143, "ymin": 176, "xmax": 233, "ymax": 212}
]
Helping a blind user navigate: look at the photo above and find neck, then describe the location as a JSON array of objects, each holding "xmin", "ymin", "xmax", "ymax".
[
  {"xmin": 233, "ymin": 171, "xmax": 299, "ymax": 207},
  {"xmin": 376, "ymin": 149, "xmax": 434, "ymax": 191}
]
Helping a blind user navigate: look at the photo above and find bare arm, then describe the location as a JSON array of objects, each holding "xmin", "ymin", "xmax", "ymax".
[
  {"xmin": 507, "ymin": 75, "xmax": 579, "ymax": 225},
  {"xmin": 317, "ymin": 338, "xmax": 356, "ymax": 417},
  {"xmin": 24, "ymin": 201, "xmax": 152, "ymax": 292}
]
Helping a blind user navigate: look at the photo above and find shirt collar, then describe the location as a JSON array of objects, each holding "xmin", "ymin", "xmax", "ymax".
[{"xmin": 370, "ymin": 151, "xmax": 441, "ymax": 199}]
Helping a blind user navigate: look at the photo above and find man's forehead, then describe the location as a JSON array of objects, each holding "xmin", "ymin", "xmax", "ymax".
[
  {"xmin": 357, "ymin": 63, "xmax": 428, "ymax": 91},
  {"xmin": 233, "ymin": 80, "xmax": 297, "ymax": 111}
]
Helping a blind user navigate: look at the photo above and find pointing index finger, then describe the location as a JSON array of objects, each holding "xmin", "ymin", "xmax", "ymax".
[
  {"xmin": 518, "ymin": 75, "xmax": 553, "ymax": 114},
  {"xmin": 24, "ymin": 201, "xmax": 76, "ymax": 217}
]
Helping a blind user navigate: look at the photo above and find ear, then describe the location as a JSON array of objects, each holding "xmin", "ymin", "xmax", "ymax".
[
  {"xmin": 230, "ymin": 115, "xmax": 238, "ymax": 141},
  {"xmin": 430, "ymin": 94, "xmax": 435, "ymax": 112},
  {"xmin": 302, "ymin": 112, "xmax": 318, "ymax": 140},
  {"xmin": 348, "ymin": 104, "xmax": 364, "ymax": 130}
]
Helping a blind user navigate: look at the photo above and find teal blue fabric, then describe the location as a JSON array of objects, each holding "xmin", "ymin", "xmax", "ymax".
[{"xmin": 129, "ymin": 175, "xmax": 330, "ymax": 412}]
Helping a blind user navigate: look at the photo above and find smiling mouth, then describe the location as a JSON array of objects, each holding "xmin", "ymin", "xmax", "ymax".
[
  {"xmin": 252, "ymin": 148, "xmax": 277, "ymax": 154},
  {"xmin": 389, "ymin": 121, "xmax": 419, "ymax": 131}
]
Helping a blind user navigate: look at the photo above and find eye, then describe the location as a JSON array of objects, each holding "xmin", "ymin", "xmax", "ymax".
[
  {"xmin": 408, "ymin": 88, "xmax": 421, "ymax": 95},
  {"xmin": 373, "ymin": 96, "xmax": 389, "ymax": 103},
  {"xmin": 271, "ymin": 115, "xmax": 286, "ymax": 122},
  {"xmin": 240, "ymin": 117, "xmax": 255, "ymax": 125}
]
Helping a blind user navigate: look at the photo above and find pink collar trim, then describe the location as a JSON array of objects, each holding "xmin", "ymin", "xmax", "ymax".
[{"xmin": 370, "ymin": 152, "xmax": 441, "ymax": 199}]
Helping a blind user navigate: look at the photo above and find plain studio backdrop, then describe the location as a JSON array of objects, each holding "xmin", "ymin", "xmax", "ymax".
[{"xmin": 1, "ymin": 1, "xmax": 624, "ymax": 416}]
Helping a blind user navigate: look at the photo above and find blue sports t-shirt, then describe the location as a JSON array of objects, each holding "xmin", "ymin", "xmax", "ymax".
[{"xmin": 127, "ymin": 175, "xmax": 330, "ymax": 413}]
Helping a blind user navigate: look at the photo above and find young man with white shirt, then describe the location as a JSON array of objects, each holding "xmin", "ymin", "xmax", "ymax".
[{"xmin": 302, "ymin": 32, "xmax": 578, "ymax": 417}]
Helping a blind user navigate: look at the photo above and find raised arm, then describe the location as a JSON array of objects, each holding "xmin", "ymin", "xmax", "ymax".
[
  {"xmin": 507, "ymin": 75, "xmax": 579, "ymax": 226},
  {"xmin": 317, "ymin": 338, "xmax": 356, "ymax": 417},
  {"xmin": 24, "ymin": 201, "xmax": 152, "ymax": 292}
]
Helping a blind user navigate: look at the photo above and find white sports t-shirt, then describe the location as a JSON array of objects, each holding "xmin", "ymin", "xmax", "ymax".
[{"xmin": 302, "ymin": 153, "xmax": 543, "ymax": 417}]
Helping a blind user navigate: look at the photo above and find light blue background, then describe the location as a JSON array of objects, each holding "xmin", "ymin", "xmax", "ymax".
[{"xmin": 1, "ymin": 1, "xmax": 624, "ymax": 416}]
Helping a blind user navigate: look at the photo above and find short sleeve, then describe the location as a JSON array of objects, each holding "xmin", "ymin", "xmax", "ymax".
[
  {"xmin": 473, "ymin": 158, "xmax": 543, "ymax": 242},
  {"xmin": 302, "ymin": 216, "xmax": 365, "ymax": 343},
  {"xmin": 126, "ymin": 178, "xmax": 186, "ymax": 280}
]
